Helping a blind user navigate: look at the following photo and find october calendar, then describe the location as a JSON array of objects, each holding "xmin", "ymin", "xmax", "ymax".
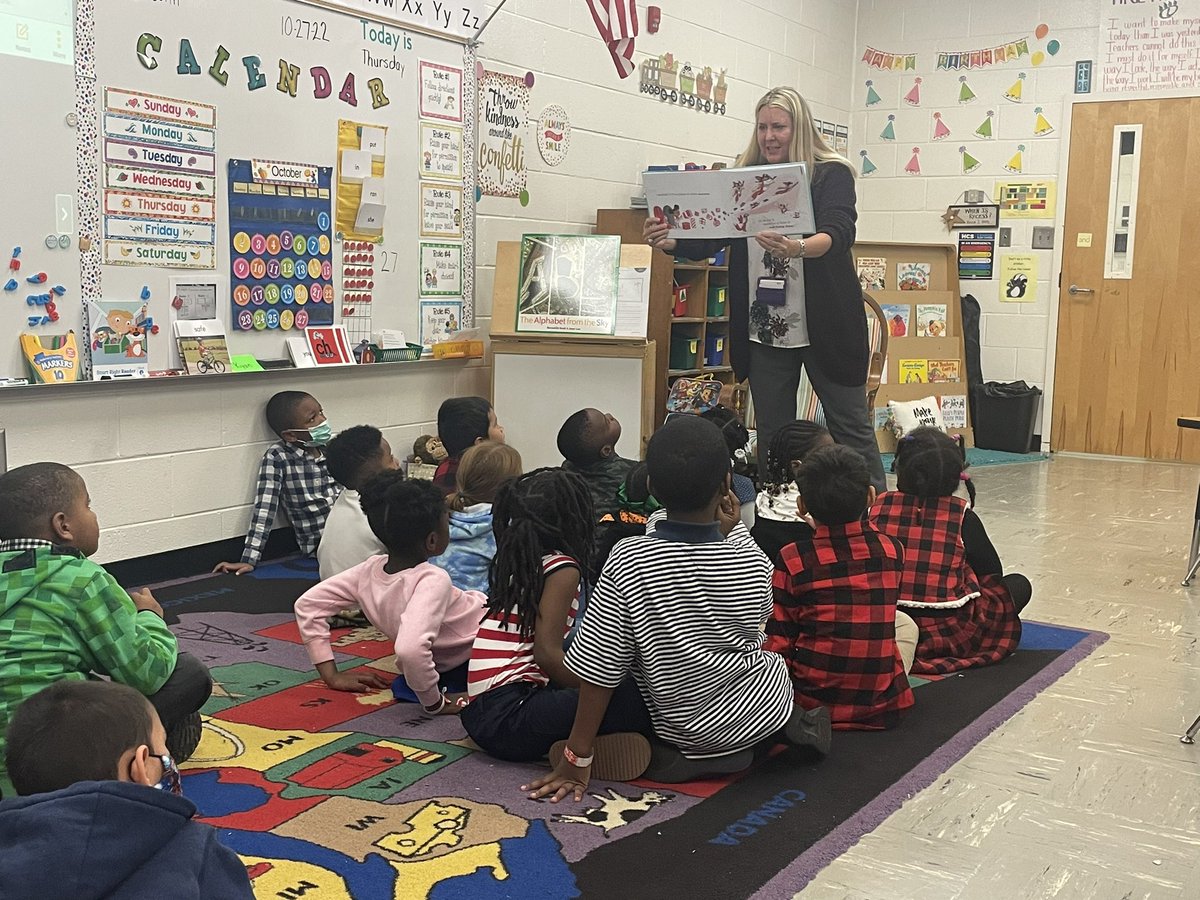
[{"xmin": 227, "ymin": 159, "xmax": 335, "ymax": 331}]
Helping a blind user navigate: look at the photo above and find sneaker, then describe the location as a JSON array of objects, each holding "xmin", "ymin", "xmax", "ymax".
[
  {"xmin": 642, "ymin": 741, "xmax": 753, "ymax": 784},
  {"xmin": 782, "ymin": 704, "xmax": 831, "ymax": 758},
  {"xmin": 549, "ymin": 733, "xmax": 651, "ymax": 782},
  {"xmin": 167, "ymin": 711, "xmax": 203, "ymax": 764}
]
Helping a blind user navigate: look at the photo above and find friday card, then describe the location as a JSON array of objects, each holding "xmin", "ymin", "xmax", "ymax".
[{"xmin": 643, "ymin": 163, "xmax": 816, "ymax": 239}]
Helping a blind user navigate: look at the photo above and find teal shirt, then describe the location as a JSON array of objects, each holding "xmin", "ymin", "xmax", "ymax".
[{"xmin": 0, "ymin": 544, "xmax": 178, "ymax": 794}]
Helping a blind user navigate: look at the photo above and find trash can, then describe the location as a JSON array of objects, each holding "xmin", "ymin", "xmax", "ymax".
[{"xmin": 972, "ymin": 381, "xmax": 1042, "ymax": 453}]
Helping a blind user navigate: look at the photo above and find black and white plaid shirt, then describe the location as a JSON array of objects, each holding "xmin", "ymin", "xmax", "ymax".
[{"xmin": 240, "ymin": 442, "xmax": 340, "ymax": 566}]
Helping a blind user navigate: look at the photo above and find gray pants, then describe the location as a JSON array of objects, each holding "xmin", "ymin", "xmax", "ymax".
[{"xmin": 749, "ymin": 342, "xmax": 887, "ymax": 492}]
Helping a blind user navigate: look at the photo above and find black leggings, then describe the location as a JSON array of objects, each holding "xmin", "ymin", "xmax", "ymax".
[{"xmin": 1002, "ymin": 573, "xmax": 1032, "ymax": 614}]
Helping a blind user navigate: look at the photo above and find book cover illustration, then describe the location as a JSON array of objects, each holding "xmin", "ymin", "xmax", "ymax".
[
  {"xmin": 927, "ymin": 359, "xmax": 961, "ymax": 382},
  {"xmin": 941, "ymin": 394, "xmax": 968, "ymax": 428},
  {"xmin": 305, "ymin": 326, "xmax": 355, "ymax": 366},
  {"xmin": 517, "ymin": 234, "xmax": 620, "ymax": 336},
  {"xmin": 666, "ymin": 377, "xmax": 722, "ymax": 415},
  {"xmin": 896, "ymin": 261, "xmax": 931, "ymax": 291},
  {"xmin": 899, "ymin": 359, "xmax": 928, "ymax": 383},
  {"xmin": 916, "ymin": 303, "xmax": 948, "ymax": 337},
  {"xmin": 174, "ymin": 319, "xmax": 230, "ymax": 375},
  {"xmin": 87, "ymin": 300, "xmax": 154, "ymax": 379},
  {"xmin": 857, "ymin": 256, "xmax": 887, "ymax": 291},
  {"xmin": 880, "ymin": 304, "xmax": 910, "ymax": 337}
]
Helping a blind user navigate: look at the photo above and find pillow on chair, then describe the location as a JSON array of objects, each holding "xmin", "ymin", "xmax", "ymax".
[{"xmin": 887, "ymin": 396, "xmax": 945, "ymax": 438}]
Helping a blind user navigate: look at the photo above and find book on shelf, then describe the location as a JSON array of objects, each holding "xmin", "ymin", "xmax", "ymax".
[
  {"xmin": 898, "ymin": 359, "xmax": 928, "ymax": 383},
  {"xmin": 897, "ymin": 261, "xmax": 931, "ymax": 291},
  {"xmin": 927, "ymin": 359, "xmax": 961, "ymax": 382},
  {"xmin": 880, "ymin": 303, "xmax": 910, "ymax": 337},
  {"xmin": 941, "ymin": 394, "xmax": 968, "ymax": 428},
  {"xmin": 856, "ymin": 256, "xmax": 887, "ymax": 291},
  {"xmin": 916, "ymin": 303, "xmax": 948, "ymax": 337},
  {"xmin": 173, "ymin": 319, "xmax": 230, "ymax": 375}
]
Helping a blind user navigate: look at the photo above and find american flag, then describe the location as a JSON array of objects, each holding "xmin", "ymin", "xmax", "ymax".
[{"xmin": 585, "ymin": 0, "xmax": 639, "ymax": 78}]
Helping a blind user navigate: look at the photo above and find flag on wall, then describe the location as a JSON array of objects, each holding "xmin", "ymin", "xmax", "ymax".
[
  {"xmin": 586, "ymin": 0, "xmax": 639, "ymax": 78},
  {"xmin": 861, "ymin": 46, "xmax": 918, "ymax": 70}
]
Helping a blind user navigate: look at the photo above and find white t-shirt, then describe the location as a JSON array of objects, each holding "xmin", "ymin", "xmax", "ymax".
[
  {"xmin": 747, "ymin": 242, "xmax": 810, "ymax": 348},
  {"xmin": 316, "ymin": 488, "xmax": 386, "ymax": 580}
]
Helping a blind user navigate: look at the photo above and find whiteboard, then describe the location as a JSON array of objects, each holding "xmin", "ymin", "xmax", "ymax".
[{"xmin": 79, "ymin": 0, "xmax": 473, "ymax": 371}]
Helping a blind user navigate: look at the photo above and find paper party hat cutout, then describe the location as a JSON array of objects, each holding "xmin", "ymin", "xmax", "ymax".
[
  {"xmin": 859, "ymin": 149, "xmax": 877, "ymax": 176},
  {"xmin": 959, "ymin": 145, "xmax": 981, "ymax": 174},
  {"xmin": 904, "ymin": 147, "xmax": 921, "ymax": 175},
  {"xmin": 1034, "ymin": 106, "xmax": 1054, "ymax": 135},
  {"xmin": 959, "ymin": 75, "xmax": 977, "ymax": 104},
  {"xmin": 880, "ymin": 114, "xmax": 896, "ymax": 141},
  {"xmin": 865, "ymin": 80, "xmax": 882, "ymax": 107},
  {"xmin": 975, "ymin": 110, "xmax": 995, "ymax": 139},
  {"xmin": 1004, "ymin": 144, "xmax": 1025, "ymax": 173},
  {"xmin": 904, "ymin": 77, "xmax": 922, "ymax": 107},
  {"xmin": 932, "ymin": 112, "xmax": 951, "ymax": 141},
  {"xmin": 1004, "ymin": 72, "xmax": 1026, "ymax": 103}
]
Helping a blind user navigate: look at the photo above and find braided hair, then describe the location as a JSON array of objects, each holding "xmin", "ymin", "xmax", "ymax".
[
  {"xmin": 762, "ymin": 420, "xmax": 833, "ymax": 495},
  {"xmin": 486, "ymin": 467, "xmax": 595, "ymax": 640},
  {"xmin": 894, "ymin": 426, "xmax": 976, "ymax": 507}
]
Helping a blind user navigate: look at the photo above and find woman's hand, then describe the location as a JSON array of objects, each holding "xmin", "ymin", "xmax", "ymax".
[
  {"xmin": 643, "ymin": 217, "xmax": 676, "ymax": 253},
  {"xmin": 755, "ymin": 231, "xmax": 798, "ymax": 260}
]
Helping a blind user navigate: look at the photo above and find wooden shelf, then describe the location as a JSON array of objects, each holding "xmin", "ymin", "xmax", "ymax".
[
  {"xmin": 706, "ymin": 316, "xmax": 729, "ymax": 323},
  {"xmin": 670, "ymin": 316, "xmax": 705, "ymax": 323},
  {"xmin": 668, "ymin": 367, "xmax": 702, "ymax": 376},
  {"xmin": 668, "ymin": 365, "xmax": 733, "ymax": 376},
  {"xmin": 673, "ymin": 263, "xmax": 708, "ymax": 270}
]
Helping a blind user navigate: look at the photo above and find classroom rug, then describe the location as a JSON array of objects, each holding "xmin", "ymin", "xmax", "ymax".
[
  {"xmin": 154, "ymin": 564, "xmax": 1106, "ymax": 900},
  {"xmin": 880, "ymin": 447, "xmax": 1049, "ymax": 473}
]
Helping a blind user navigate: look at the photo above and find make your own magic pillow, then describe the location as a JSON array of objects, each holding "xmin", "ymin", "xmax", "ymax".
[{"xmin": 886, "ymin": 396, "xmax": 945, "ymax": 438}]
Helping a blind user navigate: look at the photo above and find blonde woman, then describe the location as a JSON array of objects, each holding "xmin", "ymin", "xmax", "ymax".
[{"xmin": 644, "ymin": 87, "xmax": 884, "ymax": 490}]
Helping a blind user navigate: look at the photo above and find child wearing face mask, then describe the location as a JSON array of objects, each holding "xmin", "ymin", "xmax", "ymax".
[
  {"xmin": 215, "ymin": 391, "xmax": 341, "ymax": 575},
  {"xmin": 0, "ymin": 680, "xmax": 254, "ymax": 898}
]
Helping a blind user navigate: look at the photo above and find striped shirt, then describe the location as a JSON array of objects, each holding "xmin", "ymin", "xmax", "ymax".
[
  {"xmin": 566, "ymin": 513, "xmax": 794, "ymax": 758},
  {"xmin": 467, "ymin": 554, "xmax": 580, "ymax": 699}
]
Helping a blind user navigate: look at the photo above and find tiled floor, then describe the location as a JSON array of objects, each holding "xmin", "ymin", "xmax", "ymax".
[{"xmin": 798, "ymin": 454, "xmax": 1200, "ymax": 900}]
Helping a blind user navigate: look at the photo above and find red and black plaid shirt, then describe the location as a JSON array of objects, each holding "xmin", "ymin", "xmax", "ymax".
[
  {"xmin": 869, "ymin": 492, "xmax": 1021, "ymax": 675},
  {"xmin": 764, "ymin": 519, "xmax": 914, "ymax": 730}
]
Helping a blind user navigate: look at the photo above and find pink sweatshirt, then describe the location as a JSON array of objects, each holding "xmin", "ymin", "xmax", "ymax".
[{"xmin": 294, "ymin": 557, "xmax": 486, "ymax": 707}]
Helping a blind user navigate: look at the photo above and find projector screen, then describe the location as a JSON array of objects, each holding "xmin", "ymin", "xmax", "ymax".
[{"xmin": 0, "ymin": 0, "xmax": 73, "ymax": 65}]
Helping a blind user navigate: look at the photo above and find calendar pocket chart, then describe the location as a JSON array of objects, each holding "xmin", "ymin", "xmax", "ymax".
[{"xmin": 228, "ymin": 159, "xmax": 335, "ymax": 332}]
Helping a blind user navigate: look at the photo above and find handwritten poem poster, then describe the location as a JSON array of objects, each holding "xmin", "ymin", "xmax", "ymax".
[
  {"xmin": 478, "ymin": 69, "xmax": 531, "ymax": 201},
  {"xmin": 1101, "ymin": 0, "xmax": 1200, "ymax": 92}
]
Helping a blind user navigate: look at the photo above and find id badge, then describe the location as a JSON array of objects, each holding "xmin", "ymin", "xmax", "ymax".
[{"xmin": 756, "ymin": 276, "xmax": 786, "ymax": 307}]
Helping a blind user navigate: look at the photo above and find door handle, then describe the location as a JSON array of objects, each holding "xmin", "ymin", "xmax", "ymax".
[{"xmin": 1067, "ymin": 284, "xmax": 1095, "ymax": 295}]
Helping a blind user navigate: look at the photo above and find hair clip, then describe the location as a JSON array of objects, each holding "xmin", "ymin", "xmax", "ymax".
[{"xmin": 959, "ymin": 472, "xmax": 971, "ymax": 481}]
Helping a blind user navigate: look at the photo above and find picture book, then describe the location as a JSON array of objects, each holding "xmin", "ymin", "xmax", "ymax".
[
  {"xmin": 941, "ymin": 394, "xmax": 968, "ymax": 428},
  {"xmin": 857, "ymin": 256, "xmax": 887, "ymax": 291},
  {"xmin": 927, "ymin": 359, "xmax": 961, "ymax": 383},
  {"xmin": 516, "ymin": 234, "xmax": 620, "ymax": 336},
  {"xmin": 916, "ymin": 303, "xmax": 948, "ymax": 337},
  {"xmin": 896, "ymin": 261, "xmax": 931, "ymax": 291},
  {"xmin": 305, "ymin": 326, "xmax": 356, "ymax": 366},
  {"xmin": 873, "ymin": 406, "xmax": 891, "ymax": 430},
  {"xmin": 174, "ymin": 319, "xmax": 230, "ymax": 375},
  {"xmin": 87, "ymin": 300, "xmax": 153, "ymax": 379},
  {"xmin": 643, "ymin": 162, "xmax": 816, "ymax": 240},
  {"xmin": 880, "ymin": 304, "xmax": 910, "ymax": 337},
  {"xmin": 286, "ymin": 337, "xmax": 316, "ymax": 368},
  {"xmin": 899, "ymin": 359, "xmax": 928, "ymax": 383}
]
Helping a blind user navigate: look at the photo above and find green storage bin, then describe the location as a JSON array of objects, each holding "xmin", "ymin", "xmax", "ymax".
[
  {"xmin": 670, "ymin": 333, "xmax": 699, "ymax": 370},
  {"xmin": 707, "ymin": 285, "xmax": 727, "ymax": 317}
]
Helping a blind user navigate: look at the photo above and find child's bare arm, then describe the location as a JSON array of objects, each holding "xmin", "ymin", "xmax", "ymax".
[{"xmin": 532, "ymin": 568, "xmax": 583, "ymax": 689}]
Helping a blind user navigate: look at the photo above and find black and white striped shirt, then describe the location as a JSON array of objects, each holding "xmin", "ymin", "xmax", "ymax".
[{"xmin": 565, "ymin": 513, "xmax": 793, "ymax": 758}]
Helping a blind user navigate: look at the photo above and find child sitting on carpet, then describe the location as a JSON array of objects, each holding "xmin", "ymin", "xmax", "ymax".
[
  {"xmin": 432, "ymin": 397, "xmax": 507, "ymax": 495},
  {"xmin": 0, "ymin": 463, "xmax": 212, "ymax": 797},
  {"xmin": 0, "ymin": 680, "xmax": 253, "ymax": 898},
  {"xmin": 461, "ymin": 468, "xmax": 654, "ymax": 778},
  {"xmin": 294, "ymin": 474, "xmax": 486, "ymax": 714},
  {"xmin": 752, "ymin": 420, "xmax": 835, "ymax": 564},
  {"xmin": 699, "ymin": 405, "xmax": 756, "ymax": 529},
  {"xmin": 557, "ymin": 408, "xmax": 637, "ymax": 520},
  {"xmin": 526, "ymin": 417, "xmax": 831, "ymax": 802},
  {"xmin": 764, "ymin": 445, "xmax": 917, "ymax": 730},
  {"xmin": 215, "ymin": 390, "xmax": 340, "ymax": 575},
  {"xmin": 317, "ymin": 425, "xmax": 396, "ymax": 579},
  {"xmin": 429, "ymin": 441, "xmax": 523, "ymax": 594},
  {"xmin": 869, "ymin": 427, "xmax": 1031, "ymax": 675}
]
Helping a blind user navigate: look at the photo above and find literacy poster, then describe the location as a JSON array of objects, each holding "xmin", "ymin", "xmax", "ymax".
[
  {"xmin": 643, "ymin": 163, "xmax": 816, "ymax": 239},
  {"xmin": 419, "ymin": 242, "xmax": 463, "ymax": 297},
  {"xmin": 516, "ymin": 234, "xmax": 620, "ymax": 336},
  {"xmin": 101, "ymin": 88, "xmax": 217, "ymax": 269},
  {"xmin": 227, "ymin": 159, "xmax": 334, "ymax": 332}
]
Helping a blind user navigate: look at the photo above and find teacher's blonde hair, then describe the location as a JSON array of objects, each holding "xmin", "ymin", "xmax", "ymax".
[{"xmin": 738, "ymin": 87, "xmax": 854, "ymax": 175}]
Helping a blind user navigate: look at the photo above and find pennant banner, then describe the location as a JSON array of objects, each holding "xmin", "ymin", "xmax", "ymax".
[
  {"xmin": 861, "ymin": 47, "xmax": 918, "ymax": 70},
  {"xmin": 937, "ymin": 38, "xmax": 1029, "ymax": 70}
]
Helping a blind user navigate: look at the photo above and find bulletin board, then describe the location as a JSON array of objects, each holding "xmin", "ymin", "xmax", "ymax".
[{"xmin": 0, "ymin": 0, "xmax": 477, "ymax": 381}]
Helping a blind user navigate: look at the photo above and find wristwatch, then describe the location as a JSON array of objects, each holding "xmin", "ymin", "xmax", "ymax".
[{"xmin": 563, "ymin": 744, "xmax": 594, "ymax": 768}]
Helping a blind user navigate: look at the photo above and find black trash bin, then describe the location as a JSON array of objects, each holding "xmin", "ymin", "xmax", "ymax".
[{"xmin": 972, "ymin": 381, "xmax": 1042, "ymax": 453}]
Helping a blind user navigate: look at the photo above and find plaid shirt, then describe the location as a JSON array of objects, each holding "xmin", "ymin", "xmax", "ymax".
[
  {"xmin": 241, "ymin": 442, "xmax": 339, "ymax": 565},
  {"xmin": 764, "ymin": 520, "xmax": 914, "ymax": 730},
  {"xmin": 869, "ymin": 492, "xmax": 1021, "ymax": 675},
  {"xmin": 0, "ymin": 542, "xmax": 177, "ymax": 791}
]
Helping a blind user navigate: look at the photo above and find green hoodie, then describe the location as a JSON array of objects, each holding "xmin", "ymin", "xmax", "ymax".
[{"xmin": 0, "ymin": 545, "xmax": 177, "ymax": 794}]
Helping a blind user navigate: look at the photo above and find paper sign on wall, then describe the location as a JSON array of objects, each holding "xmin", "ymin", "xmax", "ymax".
[
  {"xmin": 419, "ymin": 242, "xmax": 463, "ymax": 297},
  {"xmin": 419, "ymin": 60, "xmax": 463, "ymax": 122},
  {"xmin": 420, "ymin": 121, "xmax": 463, "ymax": 181},
  {"xmin": 478, "ymin": 68, "xmax": 533, "ymax": 202},
  {"xmin": 420, "ymin": 182, "xmax": 463, "ymax": 238},
  {"xmin": 340, "ymin": 150, "xmax": 372, "ymax": 181},
  {"xmin": 360, "ymin": 127, "xmax": 386, "ymax": 158},
  {"xmin": 999, "ymin": 253, "xmax": 1038, "ymax": 302}
]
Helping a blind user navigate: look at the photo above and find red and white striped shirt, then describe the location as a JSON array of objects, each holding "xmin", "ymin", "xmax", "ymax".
[{"xmin": 466, "ymin": 554, "xmax": 580, "ymax": 699}]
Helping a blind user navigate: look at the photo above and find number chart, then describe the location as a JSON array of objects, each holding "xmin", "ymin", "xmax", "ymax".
[{"xmin": 228, "ymin": 158, "xmax": 335, "ymax": 332}]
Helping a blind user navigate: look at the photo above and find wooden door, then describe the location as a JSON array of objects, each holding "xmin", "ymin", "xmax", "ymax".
[{"xmin": 1053, "ymin": 98, "xmax": 1200, "ymax": 461}]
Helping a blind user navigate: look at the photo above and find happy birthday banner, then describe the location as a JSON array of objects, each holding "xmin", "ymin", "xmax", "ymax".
[
  {"xmin": 937, "ymin": 38, "xmax": 1029, "ymax": 70},
  {"xmin": 861, "ymin": 47, "xmax": 918, "ymax": 70}
]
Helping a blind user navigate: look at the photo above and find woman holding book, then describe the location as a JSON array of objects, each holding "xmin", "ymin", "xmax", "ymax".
[{"xmin": 644, "ymin": 86, "xmax": 885, "ymax": 491}]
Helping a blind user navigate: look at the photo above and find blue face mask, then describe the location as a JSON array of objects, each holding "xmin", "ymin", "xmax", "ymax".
[{"xmin": 153, "ymin": 753, "xmax": 183, "ymax": 796}]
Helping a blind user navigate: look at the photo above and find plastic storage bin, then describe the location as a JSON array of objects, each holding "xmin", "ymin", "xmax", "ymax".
[
  {"xmin": 672, "ymin": 284, "xmax": 689, "ymax": 317},
  {"xmin": 704, "ymin": 333, "xmax": 725, "ymax": 367},
  {"xmin": 670, "ymin": 333, "xmax": 699, "ymax": 370},
  {"xmin": 707, "ymin": 285, "xmax": 727, "ymax": 317},
  {"xmin": 972, "ymin": 381, "xmax": 1042, "ymax": 452}
]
